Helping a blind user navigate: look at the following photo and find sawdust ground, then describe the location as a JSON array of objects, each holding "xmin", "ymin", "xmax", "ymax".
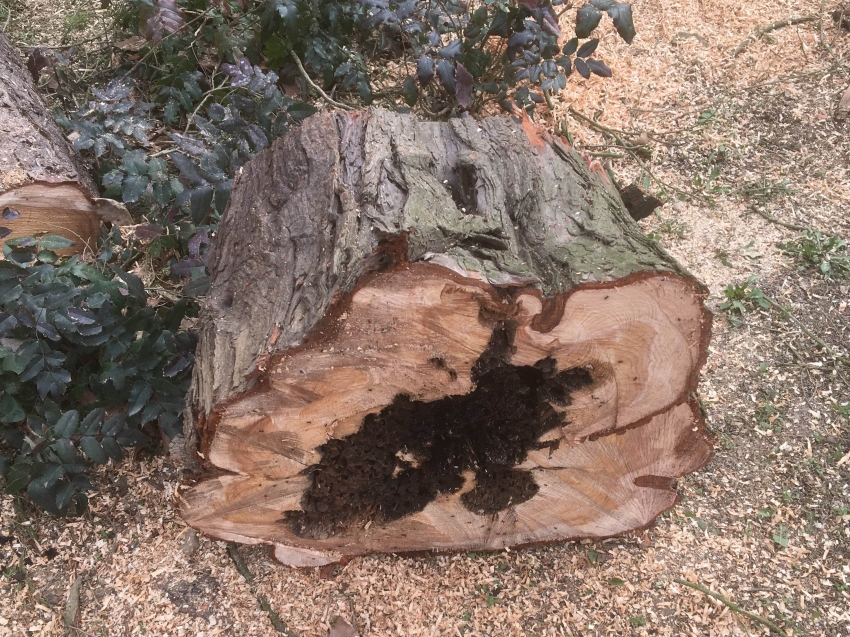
[{"xmin": 2, "ymin": 1, "xmax": 850, "ymax": 636}]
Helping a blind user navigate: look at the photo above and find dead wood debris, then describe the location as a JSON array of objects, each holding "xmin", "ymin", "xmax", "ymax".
[{"xmin": 732, "ymin": 15, "xmax": 819, "ymax": 57}]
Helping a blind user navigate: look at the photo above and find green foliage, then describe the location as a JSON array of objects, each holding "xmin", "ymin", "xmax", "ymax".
[
  {"xmin": 0, "ymin": 234, "xmax": 195, "ymax": 515},
  {"xmin": 719, "ymin": 276, "xmax": 771, "ymax": 325},
  {"xmin": 772, "ymin": 524, "xmax": 789, "ymax": 548},
  {"xmin": 118, "ymin": 0, "xmax": 634, "ymax": 118},
  {"xmin": 779, "ymin": 229, "xmax": 850, "ymax": 280}
]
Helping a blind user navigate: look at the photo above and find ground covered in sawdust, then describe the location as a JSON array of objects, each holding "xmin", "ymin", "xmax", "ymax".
[{"xmin": 2, "ymin": 1, "xmax": 850, "ymax": 636}]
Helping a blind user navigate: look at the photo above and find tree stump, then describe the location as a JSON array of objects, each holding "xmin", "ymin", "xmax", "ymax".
[
  {"xmin": 181, "ymin": 109, "xmax": 712, "ymax": 566},
  {"xmin": 0, "ymin": 32, "xmax": 130, "ymax": 254}
]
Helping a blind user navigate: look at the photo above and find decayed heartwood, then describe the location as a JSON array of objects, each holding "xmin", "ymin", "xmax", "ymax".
[{"xmin": 181, "ymin": 108, "xmax": 712, "ymax": 566}]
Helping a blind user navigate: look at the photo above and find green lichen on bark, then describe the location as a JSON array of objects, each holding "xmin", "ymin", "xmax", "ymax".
[{"xmin": 189, "ymin": 108, "xmax": 689, "ymax": 422}]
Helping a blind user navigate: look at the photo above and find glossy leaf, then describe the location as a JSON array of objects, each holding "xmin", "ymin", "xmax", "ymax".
[{"xmin": 575, "ymin": 3, "xmax": 603, "ymax": 38}]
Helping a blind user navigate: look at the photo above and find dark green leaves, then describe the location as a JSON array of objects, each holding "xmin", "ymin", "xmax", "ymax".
[
  {"xmin": 576, "ymin": 4, "xmax": 603, "ymax": 38},
  {"xmin": 109, "ymin": 264, "xmax": 146, "ymax": 302},
  {"xmin": 36, "ymin": 236, "xmax": 74, "ymax": 250},
  {"xmin": 1, "ymin": 236, "xmax": 195, "ymax": 515},
  {"xmin": 576, "ymin": 39, "xmax": 599, "ymax": 58},
  {"xmin": 0, "ymin": 394, "xmax": 25, "ymax": 423},
  {"xmin": 586, "ymin": 58, "xmax": 612, "ymax": 77},
  {"xmin": 80, "ymin": 436, "xmax": 108, "ymax": 464},
  {"xmin": 402, "ymin": 76, "xmax": 419, "ymax": 107},
  {"xmin": 417, "ymin": 54, "xmax": 434, "ymax": 85},
  {"xmin": 607, "ymin": 3, "xmax": 635, "ymax": 44}
]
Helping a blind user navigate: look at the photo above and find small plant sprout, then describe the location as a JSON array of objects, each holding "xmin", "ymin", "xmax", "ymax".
[{"xmin": 719, "ymin": 276, "xmax": 771, "ymax": 325}]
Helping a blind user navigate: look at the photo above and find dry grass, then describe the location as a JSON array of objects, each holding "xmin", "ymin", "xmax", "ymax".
[{"xmin": 2, "ymin": 1, "xmax": 850, "ymax": 636}]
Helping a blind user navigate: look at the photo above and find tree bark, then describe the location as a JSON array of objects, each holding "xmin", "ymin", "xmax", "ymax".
[
  {"xmin": 0, "ymin": 31, "xmax": 130, "ymax": 254},
  {"xmin": 181, "ymin": 109, "xmax": 712, "ymax": 566}
]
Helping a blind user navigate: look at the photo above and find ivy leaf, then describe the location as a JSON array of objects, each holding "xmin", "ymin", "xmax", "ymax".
[
  {"xmin": 169, "ymin": 152, "xmax": 206, "ymax": 187},
  {"xmin": 81, "ymin": 408, "xmax": 105, "ymax": 435},
  {"xmin": 439, "ymin": 39, "xmax": 462, "ymax": 59},
  {"xmin": 540, "ymin": 8, "xmax": 562, "ymax": 38},
  {"xmin": 116, "ymin": 427, "xmax": 148, "ymax": 447},
  {"xmin": 143, "ymin": 0, "xmax": 186, "ymax": 44},
  {"xmin": 575, "ymin": 3, "xmax": 603, "ymax": 38},
  {"xmin": 56, "ymin": 483, "xmax": 75, "ymax": 511},
  {"xmin": 0, "ymin": 227, "xmax": 11, "ymax": 240},
  {"xmin": 214, "ymin": 180, "xmax": 232, "ymax": 214},
  {"xmin": 164, "ymin": 100, "xmax": 179, "ymax": 125},
  {"xmin": 402, "ymin": 76, "xmax": 419, "ymax": 107},
  {"xmin": 2, "ymin": 207, "xmax": 19, "ymax": 220}
]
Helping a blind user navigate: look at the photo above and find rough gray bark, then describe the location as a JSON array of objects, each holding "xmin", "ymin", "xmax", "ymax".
[
  {"xmin": 0, "ymin": 31, "xmax": 130, "ymax": 252},
  {"xmin": 190, "ymin": 109, "xmax": 687, "ymax": 422},
  {"xmin": 182, "ymin": 109, "xmax": 711, "ymax": 564}
]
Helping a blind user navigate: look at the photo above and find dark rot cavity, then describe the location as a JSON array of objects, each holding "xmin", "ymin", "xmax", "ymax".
[{"xmin": 285, "ymin": 322, "xmax": 593, "ymax": 540}]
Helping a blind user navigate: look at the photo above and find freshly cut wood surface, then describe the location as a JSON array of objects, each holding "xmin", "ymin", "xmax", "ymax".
[
  {"xmin": 182, "ymin": 109, "xmax": 712, "ymax": 565},
  {"xmin": 0, "ymin": 31, "xmax": 130, "ymax": 253}
]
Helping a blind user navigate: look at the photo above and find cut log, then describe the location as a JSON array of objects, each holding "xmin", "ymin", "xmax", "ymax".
[
  {"xmin": 0, "ymin": 32, "xmax": 131, "ymax": 254},
  {"xmin": 181, "ymin": 109, "xmax": 712, "ymax": 566}
]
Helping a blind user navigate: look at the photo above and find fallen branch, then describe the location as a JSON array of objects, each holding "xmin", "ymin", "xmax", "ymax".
[
  {"xmin": 227, "ymin": 544, "xmax": 300, "ymax": 636},
  {"xmin": 674, "ymin": 578, "xmax": 791, "ymax": 636},
  {"xmin": 568, "ymin": 107, "xmax": 695, "ymax": 201},
  {"xmin": 750, "ymin": 208, "xmax": 807, "ymax": 232},
  {"xmin": 288, "ymin": 48, "xmax": 354, "ymax": 111},
  {"xmin": 62, "ymin": 576, "xmax": 83, "ymax": 637},
  {"xmin": 732, "ymin": 15, "xmax": 818, "ymax": 57}
]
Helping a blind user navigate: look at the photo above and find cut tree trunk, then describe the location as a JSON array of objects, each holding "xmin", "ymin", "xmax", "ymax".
[
  {"xmin": 181, "ymin": 109, "xmax": 712, "ymax": 566},
  {"xmin": 0, "ymin": 31, "xmax": 131, "ymax": 254}
]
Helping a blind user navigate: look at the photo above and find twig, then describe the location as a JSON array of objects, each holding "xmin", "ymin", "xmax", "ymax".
[
  {"xmin": 568, "ymin": 107, "xmax": 695, "ymax": 201},
  {"xmin": 760, "ymin": 292, "xmax": 850, "ymax": 367},
  {"xmin": 586, "ymin": 151, "xmax": 626, "ymax": 159},
  {"xmin": 120, "ymin": 11, "xmax": 210, "ymax": 82},
  {"xmin": 1, "ymin": 1, "xmax": 11, "ymax": 32},
  {"xmin": 183, "ymin": 79, "xmax": 231, "ymax": 135},
  {"xmin": 62, "ymin": 576, "xmax": 83, "ymax": 636},
  {"xmin": 226, "ymin": 544, "xmax": 300, "ymax": 636},
  {"xmin": 288, "ymin": 48, "xmax": 354, "ymax": 111},
  {"xmin": 732, "ymin": 15, "xmax": 818, "ymax": 57},
  {"xmin": 750, "ymin": 207, "xmax": 807, "ymax": 232},
  {"xmin": 674, "ymin": 578, "xmax": 791, "ymax": 636}
]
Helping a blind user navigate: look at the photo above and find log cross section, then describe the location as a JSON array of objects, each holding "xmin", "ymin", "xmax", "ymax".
[{"xmin": 181, "ymin": 110, "xmax": 712, "ymax": 566}]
